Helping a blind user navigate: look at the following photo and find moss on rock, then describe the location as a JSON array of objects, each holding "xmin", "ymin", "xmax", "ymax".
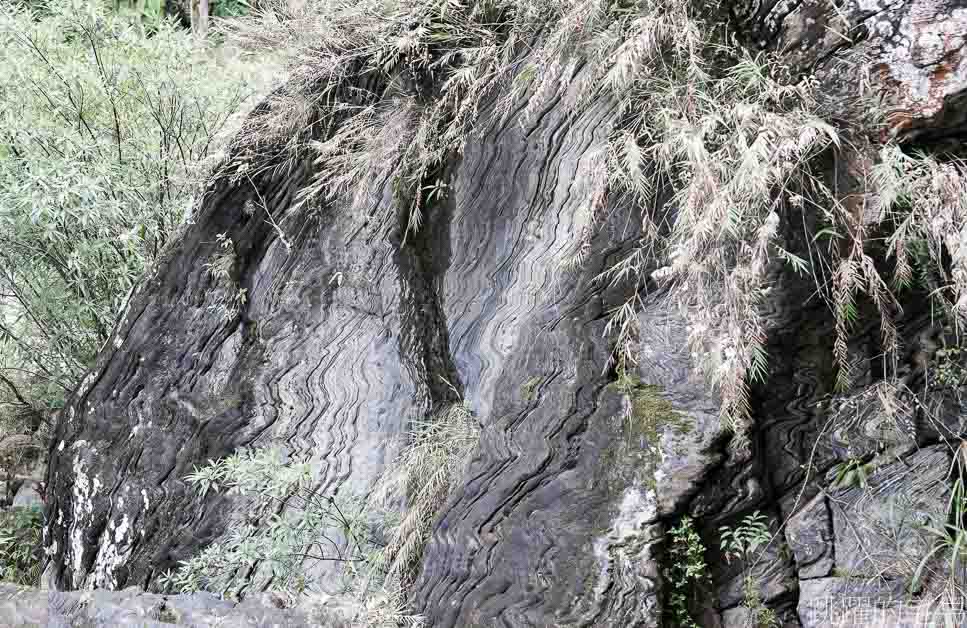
[{"xmin": 603, "ymin": 376, "xmax": 692, "ymax": 493}]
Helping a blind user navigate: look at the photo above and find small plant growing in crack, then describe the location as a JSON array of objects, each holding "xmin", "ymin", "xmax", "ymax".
[
  {"xmin": 204, "ymin": 233, "xmax": 248, "ymax": 322},
  {"xmin": 829, "ymin": 457, "xmax": 875, "ymax": 490},
  {"xmin": 719, "ymin": 511, "xmax": 778, "ymax": 627},
  {"xmin": 911, "ymin": 443, "xmax": 967, "ymax": 599},
  {"xmin": 664, "ymin": 516, "xmax": 708, "ymax": 628},
  {"xmin": 719, "ymin": 511, "xmax": 770, "ymax": 565}
]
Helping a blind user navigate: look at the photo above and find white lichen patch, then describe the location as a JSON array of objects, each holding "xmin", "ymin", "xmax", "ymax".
[
  {"xmin": 611, "ymin": 487, "xmax": 659, "ymax": 537},
  {"xmin": 91, "ymin": 513, "xmax": 135, "ymax": 589},
  {"xmin": 591, "ymin": 488, "xmax": 659, "ymax": 581},
  {"xmin": 855, "ymin": 0, "xmax": 888, "ymax": 14},
  {"xmin": 114, "ymin": 514, "xmax": 130, "ymax": 543},
  {"xmin": 78, "ymin": 371, "xmax": 97, "ymax": 398},
  {"xmin": 69, "ymin": 454, "xmax": 97, "ymax": 579},
  {"xmin": 587, "ymin": 487, "xmax": 661, "ymax": 622}
]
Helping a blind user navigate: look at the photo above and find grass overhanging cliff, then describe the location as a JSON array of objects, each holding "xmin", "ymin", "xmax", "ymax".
[{"xmin": 223, "ymin": 0, "xmax": 967, "ymax": 435}]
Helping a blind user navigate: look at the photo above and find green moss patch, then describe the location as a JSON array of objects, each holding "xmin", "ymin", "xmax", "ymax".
[
  {"xmin": 603, "ymin": 376, "xmax": 693, "ymax": 493},
  {"xmin": 520, "ymin": 376, "xmax": 542, "ymax": 403}
]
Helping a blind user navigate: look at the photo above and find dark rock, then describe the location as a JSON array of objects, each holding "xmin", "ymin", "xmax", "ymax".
[
  {"xmin": 828, "ymin": 445, "xmax": 950, "ymax": 582},
  {"xmin": 784, "ymin": 493, "xmax": 834, "ymax": 580}
]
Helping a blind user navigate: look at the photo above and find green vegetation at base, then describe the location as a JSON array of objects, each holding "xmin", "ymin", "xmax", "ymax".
[
  {"xmin": 163, "ymin": 402, "xmax": 478, "ymax": 627},
  {"xmin": 0, "ymin": 506, "xmax": 43, "ymax": 585}
]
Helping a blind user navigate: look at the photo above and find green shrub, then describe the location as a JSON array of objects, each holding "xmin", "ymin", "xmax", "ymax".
[
  {"xmin": 0, "ymin": 0, "xmax": 258, "ymax": 427},
  {"xmin": 0, "ymin": 506, "xmax": 43, "ymax": 585},
  {"xmin": 664, "ymin": 516, "xmax": 708, "ymax": 628},
  {"xmin": 161, "ymin": 447, "xmax": 371, "ymax": 597}
]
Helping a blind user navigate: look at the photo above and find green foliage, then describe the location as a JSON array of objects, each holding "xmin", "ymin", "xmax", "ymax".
[
  {"xmin": 167, "ymin": 402, "xmax": 477, "ymax": 625},
  {"xmin": 720, "ymin": 512, "xmax": 778, "ymax": 627},
  {"xmin": 0, "ymin": 506, "xmax": 43, "ymax": 584},
  {"xmin": 203, "ymin": 233, "xmax": 248, "ymax": 321},
  {"xmin": 0, "ymin": 1, "xmax": 253, "ymax": 425},
  {"xmin": 719, "ymin": 511, "xmax": 771, "ymax": 565},
  {"xmin": 111, "ymin": 0, "xmax": 167, "ymax": 25},
  {"xmin": 829, "ymin": 457, "xmax": 875, "ymax": 490},
  {"xmin": 664, "ymin": 516, "xmax": 707, "ymax": 628},
  {"xmin": 164, "ymin": 447, "xmax": 376, "ymax": 598},
  {"xmin": 934, "ymin": 346, "xmax": 967, "ymax": 389},
  {"xmin": 212, "ymin": 0, "xmax": 250, "ymax": 18}
]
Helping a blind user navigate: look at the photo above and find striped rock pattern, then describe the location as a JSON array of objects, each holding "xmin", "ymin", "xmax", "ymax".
[{"xmin": 42, "ymin": 0, "xmax": 967, "ymax": 626}]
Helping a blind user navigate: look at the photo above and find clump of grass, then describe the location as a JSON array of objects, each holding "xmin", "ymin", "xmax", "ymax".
[
  {"xmin": 0, "ymin": 505, "xmax": 43, "ymax": 585},
  {"xmin": 911, "ymin": 443, "xmax": 967, "ymax": 604},
  {"xmin": 873, "ymin": 147, "xmax": 967, "ymax": 323},
  {"xmin": 605, "ymin": 49, "xmax": 840, "ymax": 432},
  {"xmin": 369, "ymin": 401, "xmax": 480, "ymax": 587}
]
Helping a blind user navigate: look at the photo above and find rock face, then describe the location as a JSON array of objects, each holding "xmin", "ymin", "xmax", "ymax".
[{"xmin": 40, "ymin": 0, "xmax": 967, "ymax": 626}]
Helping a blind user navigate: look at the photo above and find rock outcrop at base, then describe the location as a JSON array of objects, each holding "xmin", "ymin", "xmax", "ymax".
[
  {"xmin": 41, "ymin": 0, "xmax": 967, "ymax": 626},
  {"xmin": 0, "ymin": 584, "xmax": 346, "ymax": 627}
]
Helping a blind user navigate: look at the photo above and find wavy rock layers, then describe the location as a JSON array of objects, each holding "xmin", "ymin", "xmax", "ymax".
[
  {"xmin": 42, "ymin": 130, "xmax": 456, "ymax": 591},
  {"xmin": 45, "ymin": 50, "xmax": 711, "ymax": 628},
  {"xmin": 412, "ymin": 72, "xmax": 672, "ymax": 626},
  {"xmin": 41, "ymin": 1, "xmax": 967, "ymax": 627}
]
